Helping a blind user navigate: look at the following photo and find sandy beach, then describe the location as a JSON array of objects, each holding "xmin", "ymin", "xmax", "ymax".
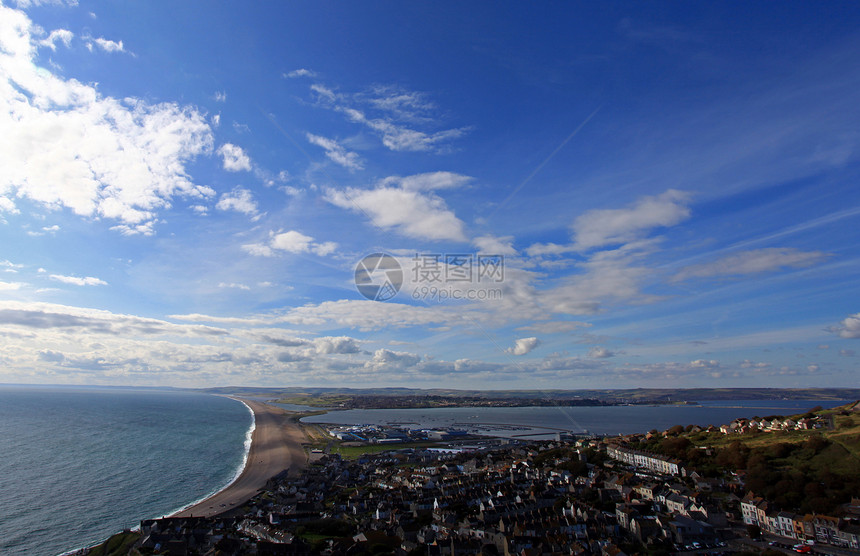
[{"xmin": 172, "ymin": 399, "xmax": 307, "ymax": 518}]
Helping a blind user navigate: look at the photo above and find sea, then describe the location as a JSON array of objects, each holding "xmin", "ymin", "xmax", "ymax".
[
  {"xmin": 301, "ymin": 399, "xmax": 848, "ymax": 439},
  {"xmin": 0, "ymin": 386, "xmax": 253, "ymax": 556}
]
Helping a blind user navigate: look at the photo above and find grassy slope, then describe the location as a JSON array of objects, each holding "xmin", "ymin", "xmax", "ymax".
[{"xmin": 84, "ymin": 531, "xmax": 141, "ymax": 556}]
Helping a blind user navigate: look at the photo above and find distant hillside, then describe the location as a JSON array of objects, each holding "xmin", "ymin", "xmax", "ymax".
[{"xmin": 201, "ymin": 386, "xmax": 860, "ymax": 404}]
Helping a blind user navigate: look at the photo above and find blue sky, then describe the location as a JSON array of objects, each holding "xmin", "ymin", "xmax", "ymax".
[{"xmin": 1, "ymin": 0, "xmax": 859, "ymax": 389}]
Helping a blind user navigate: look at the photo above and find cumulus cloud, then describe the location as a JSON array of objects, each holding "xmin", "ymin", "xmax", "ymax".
[
  {"xmin": 325, "ymin": 176, "xmax": 467, "ymax": 242},
  {"xmin": 313, "ymin": 336, "xmax": 361, "ymax": 355},
  {"xmin": 506, "ymin": 337, "xmax": 541, "ymax": 356},
  {"xmin": 243, "ymin": 230, "xmax": 337, "ymax": 257},
  {"xmin": 572, "ymin": 189, "xmax": 691, "ymax": 251},
  {"xmin": 0, "ymin": 5, "xmax": 214, "ymax": 235},
  {"xmin": 831, "ymin": 313, "xmax": 860, "ymax": 339},
  {"xmin": 49, "ymin": 274, "xmax": 107, "ymax": 286},
  {"xmin": 364, "ymin": 348, "xmax": 421, "ymax": 371},
  {"xmin": 673, "ymin": 248, "xmax": 829, "ymax": 281},
  {"xmin": 690, "ymin": 359, "xmax": 719, "ymax": 368},
  {"xmin": 216, "ymin": 187, "xmax": 259, "ymax": 218},
  {"xmin": 217, "ymin": 143, "xmax": 251, "ymax": 171},
  {"xmin": 306, "ymin": 133, "xmax": 362, "ymax": 170},
  {"xmin": 588, "ymin": 346, "xmax": 614, "ymax": 358}
]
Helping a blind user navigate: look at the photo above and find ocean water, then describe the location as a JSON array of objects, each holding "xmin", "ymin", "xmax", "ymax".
[
  {"xmin": 0, "ymin": 386, "xmax": 252, "ymax": 556},
  {"xmin": 302, "ymin": 399, "xmax": 847, "ymax": 438}
]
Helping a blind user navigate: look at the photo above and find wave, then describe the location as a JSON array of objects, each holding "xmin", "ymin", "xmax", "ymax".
[{"xmin": 161, "ymin": 396, "xmax": 256, "ymax": 518}]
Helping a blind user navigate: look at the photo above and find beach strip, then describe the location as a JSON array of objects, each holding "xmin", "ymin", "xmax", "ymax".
[{"xmin": 171, "ymin": 399, "xmax": 307, "ymax": 518}]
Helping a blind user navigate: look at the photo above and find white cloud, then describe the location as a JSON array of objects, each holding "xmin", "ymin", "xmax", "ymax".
[
  {"xmin": 0, "ymin": 281, "xmax": 25, "ymax": 290},
  {"xmin": 28, "ymin": 223, "xmax": 60, "ymax": 236},
  {"xmin": 271, "ymin": 230, "xmax": 313, "ymax": 253},
  {"xmin": 12, "ymin": 0, "xmax": 78, "ymax": 8},
  {"xmin": 573, "ymin": 189, "xmax": 691, "ymax": 250},
  {"xmin": 363, "ymin": 84, "xmax": 436, "ymax": 122},
  {"xmin": 739, "ymin": 360, "xmax": 771, "ymax": 369},
  {"xmin": 364, "ymin": 348, "xmax": 421, "ymax": 371},
  {"xmin": 216, "ymin": 143, "xmax": 252, "ymax": 172},
  {"xmin": 83, "ymin": 36, "xmax": 125, "ymax": 53},
  {"xmin": 516, "ymin": 321, "xmax": 590, "ymax": 334},
  {"xmin": 0, "ymin": 5, "xmax": 214, "ymax": 234},
  {"xmin": 382, "ymin": 171, "xmax": 472, "ymax": 191},
  {"xmin": 216, "ymin": 187, "xmax": 258, "ymax": 218},
  {"xmin": 525, "ymin": 242, "xmax": 575, "ymax": 257},
  {"xmin": 243, "ymin": 230, "xmax": 338, "ymax": 258},
  {"xmin": 0, "ymin": 196, "xmax": 19, "ymax": 213},
  {"xmin": 473, "ymin": 234, "xmax": 516, "ymax": 255},
  {"xmin": 241, "ymin": 243, "xmax": 273, "ymax": 257},
  {"xmin": 690, "ymin": 359, "xmax": 719, "ymax": 368},
  {"xmin": 310, "ymin": 83, "xmax": 337, "ymax": 102},
  {"xmin": 673, "ymin": 248, "xmax": 829, "ymax": 281},
  {"xmin": 313, "ymin": 336, "xmax": 360, "ymax": 355},
  {"xmin": 538, "ymin": 243, "xmax": 664, "ymax": 315},
  {"xmin": 309, "ymin": 81, "xmax": 467, "ymax": 153},
  {"xmin": 284, "ymin": 68, "xmax": 316, "ymax": 78},
  {"xmin": 214, "ymin": 91, "xmax": 226, "ymax": 102},
  {"xmin": 49, "ymin": 274, "xmax": 107, "ymax": 286},
  {"xmin": 588, "ymin": 346, "xmax": 614, "ymax": 358},
  {"xmin": 832, "ymin": 313, "xmax": 860, "ymax": 339},
  {"xmin": 506, "ymin": 337, "xmax": 541, "ymax": 356},
  {"xmin": 325, "ymin": 181, "xmax": 467, "ymax": 242},
  {"xmin": 339, "ymin": 105, "xmax": 467, "ymax": 152},
  {"xmin": 306, "ymin": 133, "xmax": 363, "ymax": 170},
  {"xmin": 38, "ymin": 29, "xmax": 73, "ymax": 50},
  {"xmin": 217, "ymin": 282, "xmax": 250, "ymax": 291}
]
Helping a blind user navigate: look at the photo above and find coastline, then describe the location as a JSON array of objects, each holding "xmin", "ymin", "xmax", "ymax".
[
  {"xmin": 170, "ymin": 398, "xmax": 308, "ymax": 518},
  {"xmin": 161, "ymin": 396, "xmax": 255, "ymax": 518}
]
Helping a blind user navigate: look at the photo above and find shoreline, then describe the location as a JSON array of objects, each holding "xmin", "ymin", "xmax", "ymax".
[
  {"xmin": 170, "ymin": 398, "xmax": 308, "ymax": 518},
  {"xmin": 162, "ymin": 396, "xmax": 256, "ymax": 518}
]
